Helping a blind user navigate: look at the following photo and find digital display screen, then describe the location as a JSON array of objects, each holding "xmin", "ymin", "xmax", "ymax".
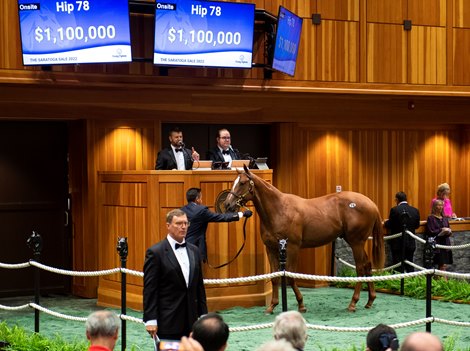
[
  {"xmin": 272, "ymin": 6, "xmax": 303, "ymax": 76},
  {"xmin": 153, "ymin": 0, "xmax": 255, "ymax": 68},
  {"xmin": 17, "ymin": 0, "xmax": 132, "ymax": 65}
]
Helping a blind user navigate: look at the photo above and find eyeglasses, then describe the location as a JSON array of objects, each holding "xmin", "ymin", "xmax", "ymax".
[
  {"xmin": 174, "ymin": 221, "xmax": 190, "ymax": 228},
  {"xmin": 220, "ymin": 136, "xmax": 231, "ymax": 140}
]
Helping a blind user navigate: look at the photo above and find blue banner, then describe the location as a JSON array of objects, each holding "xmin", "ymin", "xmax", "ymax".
[
  {"xmin": 154, "ymin": 0, "xmax": 255, "ymax": 68},
  {"xmin": 17, "ymin": 0, "xmax": 132, "ymax": 65}
]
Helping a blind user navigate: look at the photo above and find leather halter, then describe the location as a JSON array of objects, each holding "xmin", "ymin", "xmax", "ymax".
[{"xmin": 230, "ymin": 178, "xmax": 254, "ymax": 208}]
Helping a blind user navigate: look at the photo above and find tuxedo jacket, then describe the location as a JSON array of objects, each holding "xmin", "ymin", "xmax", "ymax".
[
  {"xmin": 385, "ymin": 203, "xmax": 420, "ymax": 250},
  {"xmin": 206, "ymin": 146, "xmax": 240, "ymax": 163},
  {"xmin": 143, "ymin": 239, "xmax": 207, "ymax": 336},
  {"xmin": 155, "ymin": 147, "xmax": 193, "ymax": 170},
  {"xmin": 181, "ymin": 202, "xmax": 239, "ymax": 260}
]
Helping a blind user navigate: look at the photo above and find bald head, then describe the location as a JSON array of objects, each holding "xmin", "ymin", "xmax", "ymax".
[{"xmin": 401, "ymin": 332, "xmax": 443, "ymax": 351}]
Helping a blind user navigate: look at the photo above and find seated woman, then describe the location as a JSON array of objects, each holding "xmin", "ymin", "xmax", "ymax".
[{"xmin": 425, "ymin": 199, "xmax": 453, "ymax": 272}]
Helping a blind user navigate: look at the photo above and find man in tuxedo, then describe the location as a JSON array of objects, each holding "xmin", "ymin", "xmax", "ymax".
[
  {"xmin": 181, "ymin": 188, "xmax": 252, "ymax": 262},
  {"xmin": 155, "ymin": 127, "xmax": 200, "ymax": 170},
  {"xmin": 384, "ymin": 191, "xmax": 420, "ymax": 272},
  {"xmin": 206, "ymin": 128, "xmax": 240, "ymax": 167},
  {"xmin": 143, "ymin": 209, "xmax": 207, "ymax": 341}
]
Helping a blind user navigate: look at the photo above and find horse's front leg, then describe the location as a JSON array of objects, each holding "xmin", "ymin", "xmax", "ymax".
[
  {"xmin": 266, "ymin": 275, "xmax": 280, "ymax": 314},
  {"xmin": 265, "ymin": 247, "xmax": 279, "ymax": 314}
]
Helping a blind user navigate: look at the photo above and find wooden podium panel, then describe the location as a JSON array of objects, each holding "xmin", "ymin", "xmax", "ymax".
[{"xmin": 97, "ymin": 170, "xmax": 273, "ymax": 311}]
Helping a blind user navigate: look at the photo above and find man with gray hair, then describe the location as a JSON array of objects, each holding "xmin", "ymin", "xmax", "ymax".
[
  {"xmin": 85, "ymin": 310, "xmax": 120, "ymax": 351},
  {"xmin": 273, "ymin": 311, "xmax": 308, "ymax": 351}
]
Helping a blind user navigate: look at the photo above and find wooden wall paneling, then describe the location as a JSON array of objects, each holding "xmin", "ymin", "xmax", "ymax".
[
  {"xmin": 409, "ymin": 26, "xmax": 447, "ymax": 84},
  {"xmin": 366, "ymin": 0, "xmax": 406, "ymax": 24},
  {"xmin": 408, "ymin": 0, "xmax": 446, "ymax": 26},
  {"xmin": 454, "ymin": 0, "xmax": 470, "ymax": 28},
  {"xmin": 275, "ymin": 124, "xmax": 468, "ymax": 228},
  {"xmin": 293, "ymin": 19, "xmax": 316, "ymax": 80},
  {"xmin": 94, "ymin": 120, "xmax": 157, "ymax": 171},
  {"xmin": 317, "ymin": 0, "xmax": 360, "ymax": 21},
  {"xmin": 315, "ymin": 20, "xmax": 359, "ymax": 82},
  {"xmin": 452, "ymin": 28, "xmax": 470, "ymax": 85},
  {"xmin": 367, "ymin": 23, "xmax": 407, "ymax": 83},
  {"xmin": 456, "ymin": 127, "xmax": 470, "ymax": 217},
  {"xmin": 1, "ymin": 0, "xmax": 23, "ymax": 69}
]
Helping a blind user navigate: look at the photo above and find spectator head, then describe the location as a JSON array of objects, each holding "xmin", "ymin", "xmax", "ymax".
[
  {"xmin": 401, "ymin": 332, "xmax": 443, "ymax": 351},
  {"xmin": 168, "ymin": 126, "xmax": 183, "ymax": 147},
  {"xmin": 186, "ymin": 188, "xmax": 202, "ymax": 203},
  {"xmin": 273, "ymin": 311, "xmax": 308, "ymax": 350},
  {"xmin": 436, "ymin": 183, "xmax": 450, "ymax": 198},
  {"xmin": 431, "ymin": 199, "xmax": 444, "ymax": 216},
  {"xmin": 395, "ymin": 191, "xmax": 407, "ymax": 203},
  {"xmin": 166, "ymin": 209, "xmax": 187, "ymax": 224},
  {"xmin": 191, "ymin": 313, "xmax": 229, "ymax": 351},
  {"xmin": 216, "ymin": 129, "xmax": 231, "ymax": 150},
  {"xmin": 257, "ymin": 339, "xmax": 297, "ymax": 351},
  {"xmin": 85, "ymin": 310, "xmax": 120, "ymax": 350},
  {"xmin": 366, "ymin": 324, "xmax": 399, "ymax": 351}
]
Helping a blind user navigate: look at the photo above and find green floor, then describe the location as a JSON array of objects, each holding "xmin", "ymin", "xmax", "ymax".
[{"xmin": 1, "ymin": 287, "xmax": 469, "ymax": 351}]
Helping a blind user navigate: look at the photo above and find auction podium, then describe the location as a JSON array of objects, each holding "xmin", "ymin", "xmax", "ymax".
[{"xmin": 97, "ymin": 170, "xmax": 273, "ymax": 311}]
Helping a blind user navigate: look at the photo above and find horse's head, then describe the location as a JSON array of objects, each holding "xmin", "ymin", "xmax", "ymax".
[{"xmin": 224, "ymin": 165, "xmax": 254, "ymax": 212}]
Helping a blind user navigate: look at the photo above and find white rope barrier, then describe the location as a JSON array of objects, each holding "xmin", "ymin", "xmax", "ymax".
[
  {"xmin": 230, "ymin": 323, "xmax": 273, "ymax": 332},
  {"xmin": 122, "ymin": 268, "xmax": 144, "ymax": 277},
  {"xmin": 29, "ymin": 303, "xmax": 88, "ymax": 322},
  {"xmin": 0, "ymin": 262, "xmax": 30, "ymax": 269},
  {"xmin": 336, "ymin": 257, "xmax": 402, "ymax": 272},
  {"xmin": 120, "ymin": 314, "xmax": 144, "ymax": 324},
  {"xmin": 433, "ymin": 317, "xmax": 470, "ymax": 327},
  {"xmin": 29, "ymin": 261, "xmax": 121, "ymax": 277},
  {"xmin": 0, "ymin": 303, "xmax": 30, "ymax": 311}
]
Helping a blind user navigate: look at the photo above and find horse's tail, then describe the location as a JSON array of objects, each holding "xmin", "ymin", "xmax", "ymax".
[{"xmin": 371, "ymin": 209, "xmax": 385, "ymax": 269}]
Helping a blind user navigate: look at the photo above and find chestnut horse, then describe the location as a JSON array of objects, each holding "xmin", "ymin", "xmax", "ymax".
[{"xmin": 224, "ymin": 166, "xmax": 384, "ymax": 313}]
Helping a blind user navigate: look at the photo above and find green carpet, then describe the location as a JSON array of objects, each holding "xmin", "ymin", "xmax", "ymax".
[{"xmin": 1, "ymin": 287, "xmax": 469, "ymax": 351}]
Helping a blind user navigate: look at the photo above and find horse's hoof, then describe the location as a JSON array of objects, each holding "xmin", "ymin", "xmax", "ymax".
[
  {"xmin": 365, "ymin": 303, "xmax": 373, "ymax": 309},
  {"xmin": 298, "ymin": 306, "xmax": 307, "ymax": 313},
  {"xmin": 347, "ymin": 306, "xmax": 356, "ymax": 312},
  {"xmin": 264, "ymin": 306, "xmax": 275, "ymax": 314}
]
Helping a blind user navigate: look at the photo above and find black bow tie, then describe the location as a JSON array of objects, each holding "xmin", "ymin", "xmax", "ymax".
[
  {"xmin": 175, "ymin": 148, "xmax": 183, "ymax": 152},
  {"xmin": 175, "ymin": 242, "xmax": 186, "ymax": 249},
  {"xmin": 222, "ymin": 150, "xmax": 230, "ymax": 155}
]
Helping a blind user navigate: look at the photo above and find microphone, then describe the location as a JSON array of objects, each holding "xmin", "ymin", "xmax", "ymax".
[
  {"xmin": 230, "ymin": 146, "xmax": 241, "ymax": 159},
  {"xmin": 179, "ymin": 142, "xmax": 193, "ymax": 162}
]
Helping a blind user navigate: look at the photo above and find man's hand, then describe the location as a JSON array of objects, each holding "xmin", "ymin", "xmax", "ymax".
[
  {"xmin": 146, "ymin": 325, "xmax": 158, "ymax": 339},
  {"xmin": 243, "ymin": 210, "xmax": 253, "ymax": 218},
  {"xmin": 192, "ymin": 147, "xmax": 200, "ymax": 161}
]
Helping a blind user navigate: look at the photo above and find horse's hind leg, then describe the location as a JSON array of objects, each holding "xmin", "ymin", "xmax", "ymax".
[
  {"xmin": 286, "ymin": 246, "xmax": 306, "ymax": 313},
  {"xmin": 363, "ymin": 260, "xmax": 376, "ymax": 309},
  {"xmin": 288, "ymin": 277, "xmax": 306, "ymax": 313},
  {"xmin": 348, "ymin": 244, "xmax": 376, "ymax": 311}
]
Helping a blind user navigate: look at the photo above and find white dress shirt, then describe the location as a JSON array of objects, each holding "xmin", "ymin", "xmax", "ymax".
[{"xmin": 172, "ymin": 145, "xmax": 186, "ymax": 170}]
